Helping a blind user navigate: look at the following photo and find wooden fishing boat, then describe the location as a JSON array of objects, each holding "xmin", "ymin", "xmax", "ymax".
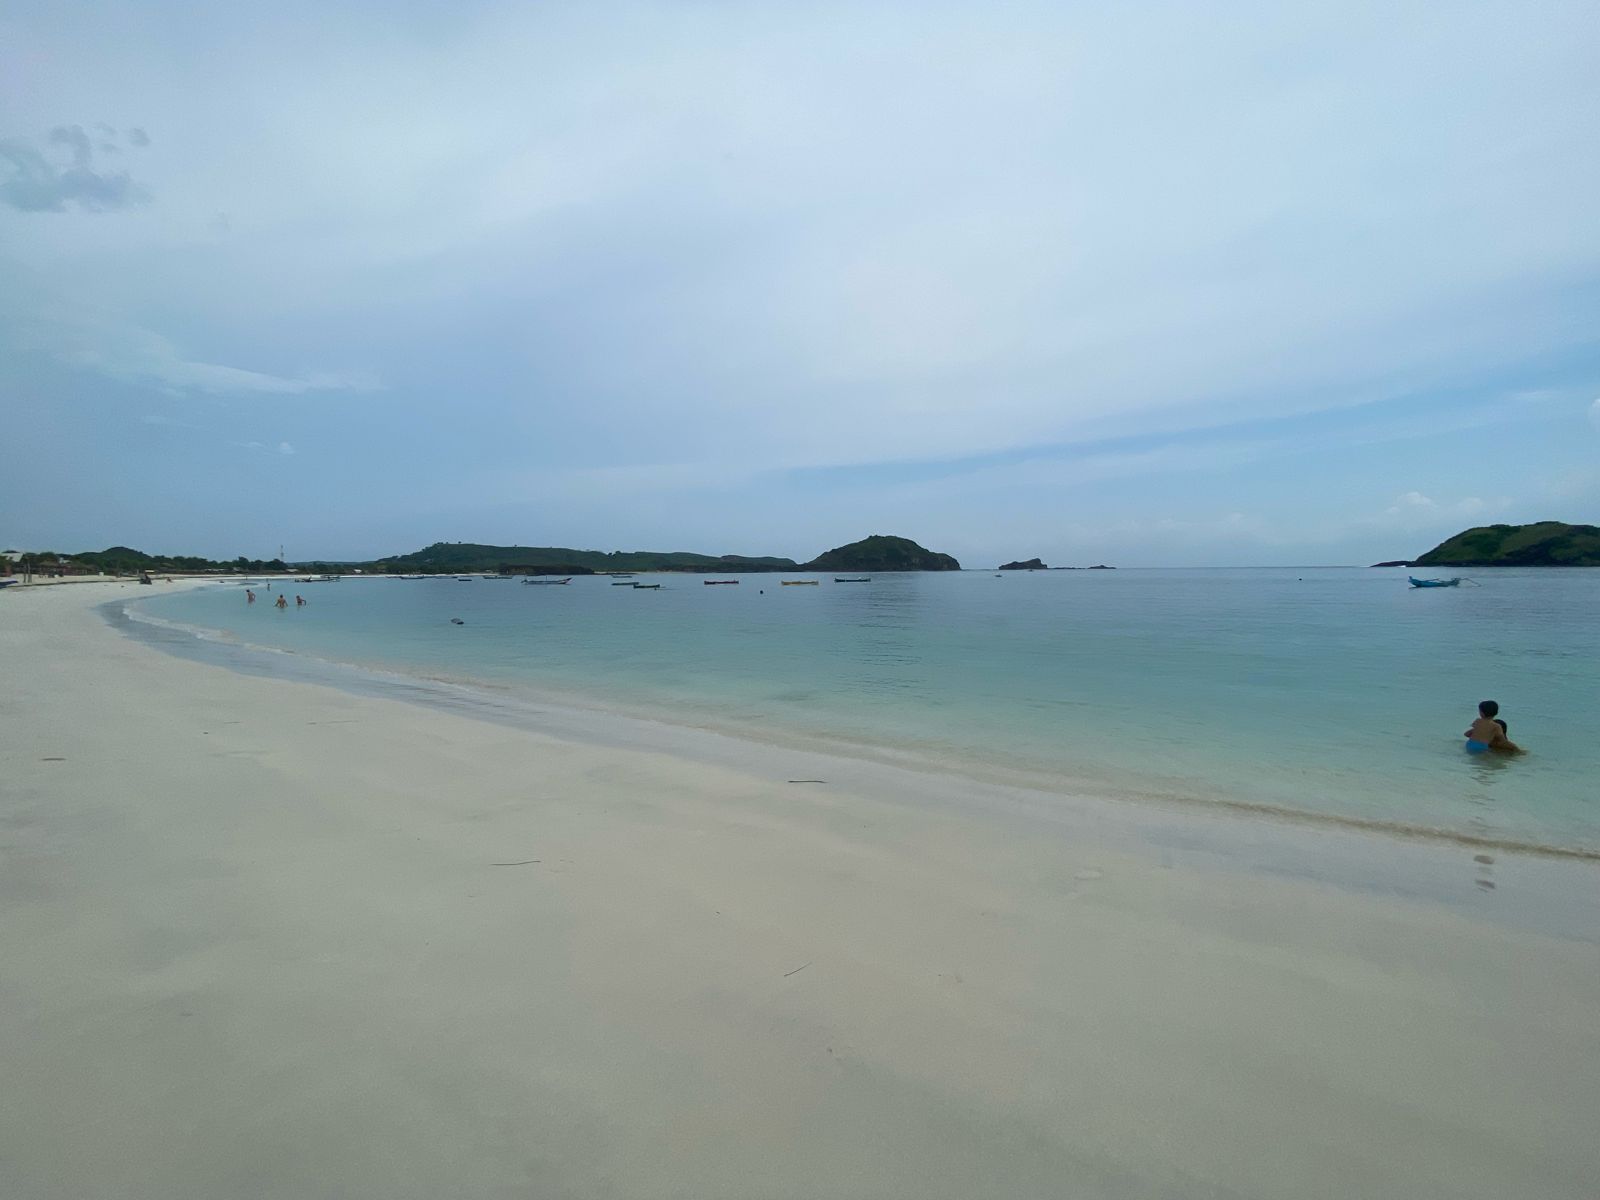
[
  {"xmin": 522, "ymin": 577, "xmax": 571, "ymax": 585},
  {"xmin": 833, "ymin": 577, "xmax": 871, "ymax": 583},
  {"xmin": 703, "ymin": 579, "xmax": 739, "ymax": 585},
  {"xmin": 781, "ymin": 579, "xmax": 819, "ymax": 586},
  {"xmin": 1408, "ymin": 576, "xmax": 1461, "ymax": 588},
  {"xmin": 611, "ymin": 580, "xmax": 636, "ymax": 586},
  {"xmin": 632, "ymin": 582, "xmax": 661, "ymax": 590}
]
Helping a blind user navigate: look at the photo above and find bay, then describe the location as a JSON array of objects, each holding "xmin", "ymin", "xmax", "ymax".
[{"xmin": 129, "ymin": 567, "xmax": 1600, "ymax": 852}]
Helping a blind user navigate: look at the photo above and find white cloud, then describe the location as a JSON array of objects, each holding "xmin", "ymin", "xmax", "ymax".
[
  {"xmin": 1384, "ymin": 491, "xmax": 1501, "ymax": 523},
  {"xmin": 1388, "ymin": 490, "xmax": 1436, "ymax": 513},
  {"xmin": 1589, "ymin": 397, "xmax": 1600, "ymax": 431},
  {"xmin": 64, "ymin": 330, "xmax": 380, "ymax": 397},
  {"xmin": 277, "ymin": 441, "xmax": 295, "ymax": 455},
  {"xmin": 3, "ymin": 295, "xmax": 384, "ymax": 398}
]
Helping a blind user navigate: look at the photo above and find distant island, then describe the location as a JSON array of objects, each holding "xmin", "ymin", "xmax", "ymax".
[
  {"xmin": 805, "ymin": 535, "xmax": 960, "ymax": 573},
  {"xmin": 999, "ymin": 558, "xmax": 1046, "ymax": 571},
  {"xmin": 7, "ymin": 534, "xmax": 965, "ymax": 578},
  {"xmin": 1403, "ymin": 522, "xmax": 1600, "ymax": 568},
  {"xmin": 379, "ymin": 543, "xmax": 801, "ymax": 575}
]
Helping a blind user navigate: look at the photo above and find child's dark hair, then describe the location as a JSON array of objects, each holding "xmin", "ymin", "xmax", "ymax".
[{"xmin": 1479, "ymin": 700, "xmax": 1499, "ymax": 718}]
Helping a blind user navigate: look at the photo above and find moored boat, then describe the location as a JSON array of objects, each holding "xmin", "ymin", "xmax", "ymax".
[
  {"xmin": 703, "ymin": 579, "xmax": 739, "ymax": 585},
  {"xmin": 523, "ymin": 577, "xmax": 572, "ymax": 585},
  {"xmin": 833, "ymin": 577, "xmax": 871, "ymax": 583},
  {"xmin": 632, "ymin": 582, "xmax": 662, "ymax": 589},
  {"xmin": 1409, "ymin": 576, "xmax": 1461, "ymax": 588},
  {"xmin": 781, "ymin": 579, "xmax": 819, "ymax": 586}
]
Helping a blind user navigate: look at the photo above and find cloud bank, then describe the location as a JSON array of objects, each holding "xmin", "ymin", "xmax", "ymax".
[{"xmin": 0, "ymin": 0, "xmax": 1595, "ymax": 561}]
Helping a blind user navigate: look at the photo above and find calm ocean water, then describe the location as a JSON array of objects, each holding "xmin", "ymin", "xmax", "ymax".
[{"xmin": 129, "ymin": 567, "xmax": 1599, "ymax": 851}]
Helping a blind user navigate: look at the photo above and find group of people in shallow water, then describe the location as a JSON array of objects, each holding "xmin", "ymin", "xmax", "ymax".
[
  {"xmin": 245, "ymin": 588, "xmax": 306, "ymax": 610},
  {"xmin": 1465, "ymin": 700, "xmax": 1522, "ymax": 755}
]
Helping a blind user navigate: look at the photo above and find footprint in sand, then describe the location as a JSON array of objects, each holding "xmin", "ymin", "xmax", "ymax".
[
  {"xmin": 1066, "ymin": 868, "xmax": 1104, "ymax": 898},
  {"xmin": 1472, "ymin": 853, "xmax": 1496, "ymax": 892}
]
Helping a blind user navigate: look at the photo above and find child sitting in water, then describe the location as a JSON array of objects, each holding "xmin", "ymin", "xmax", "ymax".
[{"xmin": 1465, "ymin": 700, "xmax": 1521, "ymax": 755}]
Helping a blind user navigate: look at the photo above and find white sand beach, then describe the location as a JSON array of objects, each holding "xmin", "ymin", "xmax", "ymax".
[{"xmin": 2, "ymin": 582, "xmax": 1598, "ymax": 1199}]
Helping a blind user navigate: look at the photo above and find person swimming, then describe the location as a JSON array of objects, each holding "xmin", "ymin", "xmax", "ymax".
[{"xmin": 1465, "ymin": 700, "xmax": 1521, "ymax": 754}]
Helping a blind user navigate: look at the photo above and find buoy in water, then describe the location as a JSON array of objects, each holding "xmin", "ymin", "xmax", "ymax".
[{"xmin": 450, "ymin": 617, "xmax": 465, "ymax": 625}]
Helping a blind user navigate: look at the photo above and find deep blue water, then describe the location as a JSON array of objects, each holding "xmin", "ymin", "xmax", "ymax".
[{"xmin": 130, "ymin": 567, "xmax": 1600, "ymax": 850}]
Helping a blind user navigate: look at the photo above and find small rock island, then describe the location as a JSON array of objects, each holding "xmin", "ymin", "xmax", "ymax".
[{"xmin": 998, "ymin": 558, "xmax": 1047, "ymax": 571}]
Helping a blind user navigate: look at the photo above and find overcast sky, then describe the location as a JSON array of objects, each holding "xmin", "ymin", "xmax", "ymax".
[{"xmin": 3, "ymin": 0, "xmax": 1596, "ymax": 565}]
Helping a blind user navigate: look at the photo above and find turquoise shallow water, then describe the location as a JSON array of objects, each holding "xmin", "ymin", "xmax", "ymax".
[{"xmin": 130, "ymin": 567, "xmax": 1600, "ymax": 851}]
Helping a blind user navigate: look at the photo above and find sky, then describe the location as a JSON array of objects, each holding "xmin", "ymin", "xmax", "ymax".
[{"xmin": 3, "ymin": 0, "xmax": 1597, "ymax": 567}]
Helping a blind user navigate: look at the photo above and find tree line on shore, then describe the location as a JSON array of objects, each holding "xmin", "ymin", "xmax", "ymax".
[
  {"xmin": 5, "ymin": 534, "xmax": 963, "ymax": 577},
  {"xmin": 7, "ymin": 547, "xmax": 289, "ymax": 575}
]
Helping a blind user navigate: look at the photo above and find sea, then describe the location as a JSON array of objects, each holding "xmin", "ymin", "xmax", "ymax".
[{"xmin": 122, "ymin": 566, "xmax": 1600, "ymax": 855}]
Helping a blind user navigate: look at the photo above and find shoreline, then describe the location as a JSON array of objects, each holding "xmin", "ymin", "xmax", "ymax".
[
  {"xmin": 4, "ymin": 581, "xmax": 1599, "ymax": 1198},
  {"xmin": 115, "ymin": 581, "xmax": 1600, "ymax": 863}
]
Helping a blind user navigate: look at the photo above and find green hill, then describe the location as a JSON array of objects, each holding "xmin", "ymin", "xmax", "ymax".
[
  {"xmin": 379, "ymin": 536, "xmax": 963, "ymax": 574},
  {"xmin": 1413, "ymin": 522, "xmax": 1600, "ymax": 567},
  {"xmin": 376, "ymin": 542, "xmax": 799, "ymax": 574},
  {"xmin": 803, "ymin": 535, "xmax": 961, "ymax": 572}
]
